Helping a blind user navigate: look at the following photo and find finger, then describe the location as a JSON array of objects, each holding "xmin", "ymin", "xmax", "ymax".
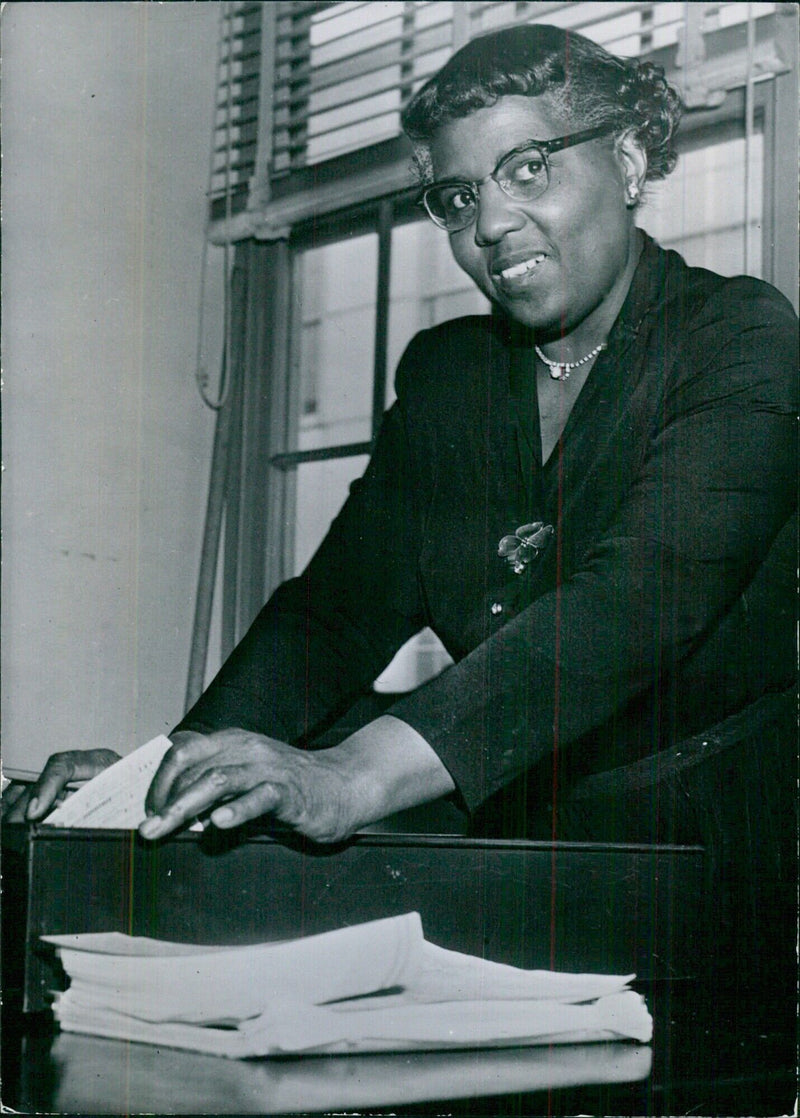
[
  {"xmin": 145, "ymin": 733, "xmax": 221, "ymax": 816},
  {"xmin": 2, "ymin": 787, "xmax": 34, "ymax": 823},
  {"xmin": 210, "ymin": 782, "xmax": 284, "ymax": 830},
  {"xmin": 22, "ymin": 749, "xmax": 120, "ymax": 821},
  {"xmin": 1, "ymin": 783, "xmax": 29, "ymax": 810},
  {"xmin": 140, "ymin": 765, "xmax": 242, "ymax": 839},
  {"xmin": 26, "ymin": 749, "xmax": 120, "ymax": 820},
  {"xmin": 24, "ymin": 754, "xmax": 78, "ymax": 820}
]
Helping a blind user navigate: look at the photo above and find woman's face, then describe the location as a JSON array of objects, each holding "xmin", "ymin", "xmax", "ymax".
[{"xmin": 429, "ymin": 95, "xmax": 642, "ymax": 345}]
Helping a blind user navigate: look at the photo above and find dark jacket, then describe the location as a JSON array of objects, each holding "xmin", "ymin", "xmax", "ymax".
[{"xmin": 177, "ymin": 235, "xmax": 797, "ymax": 827}]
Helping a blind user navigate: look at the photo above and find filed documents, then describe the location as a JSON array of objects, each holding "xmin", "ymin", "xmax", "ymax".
[{"xmin": 44, "ymin": 912, "xmax": 652, "ymax": 1057}]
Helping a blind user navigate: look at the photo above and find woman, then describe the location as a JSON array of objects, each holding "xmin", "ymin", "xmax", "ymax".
[{"xmin": 8, "ymin": 27, "xmax": 796, "ymax": 880}]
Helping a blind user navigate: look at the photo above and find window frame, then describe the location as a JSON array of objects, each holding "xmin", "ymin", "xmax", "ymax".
[{"xmin": 269, "ymin": 190, "xmax": 415, "ymax": 478}]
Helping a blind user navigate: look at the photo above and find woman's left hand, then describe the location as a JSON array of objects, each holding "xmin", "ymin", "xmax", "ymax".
[
  {"xmin": 139, "ymin": 718, "xmax": 455, "ymax": 844},
  {"xmin": 140, "ymin": 729, "xmax": 370, "ymax": 843}
]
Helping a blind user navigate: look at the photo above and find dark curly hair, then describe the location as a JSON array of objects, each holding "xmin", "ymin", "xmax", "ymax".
[{"xmin": 402, "ymin": 24, "xmax": 683, "ymax": 185}]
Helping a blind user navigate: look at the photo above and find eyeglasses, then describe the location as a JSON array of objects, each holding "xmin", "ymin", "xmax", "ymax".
[{"xmin": 419, "ymin": 124, "xmax": 615, "ymax": 233}]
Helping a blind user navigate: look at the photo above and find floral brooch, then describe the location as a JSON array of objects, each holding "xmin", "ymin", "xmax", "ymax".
[{"xmin": 498, "ymin": 521, "xmax": 554, "ymax": 575}]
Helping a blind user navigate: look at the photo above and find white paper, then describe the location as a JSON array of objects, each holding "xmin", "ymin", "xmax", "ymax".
[
  {"xmin": 50, "ymin": 989, "xmax": 653, "ymax": 1057},
  {"xmin": 412, "ymin": 940, "xmax": 635, "ymax": 1003},
  {"xmin": 41, "ymin": 931, "xmax": 238, "ymax": 958},
  {"xmin": 43, "ymin": 735, "xmax": 173, "ymax": 829},
  {"xmin": 45, "ymin": 912, "xmax": 426, "ymax": 1023},
  {"xmin": 45, "ymin": 912, "xmax": 653, "ymax": 1057}
]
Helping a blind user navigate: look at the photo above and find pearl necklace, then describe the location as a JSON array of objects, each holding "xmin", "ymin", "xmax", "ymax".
[{"xmin": 534, "ymin": 341, "xmax": 607, "ymax": 381}]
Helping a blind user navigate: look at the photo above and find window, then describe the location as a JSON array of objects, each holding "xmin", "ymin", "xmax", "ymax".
[
  {"xmin": 386, "ymin": 221, "xmax": 490, "ymax": 407},
  {"xmin": 291, "ymin": 229, "xmax": 377, "ymax": 576},
  {"xmin": 642, "ymin": 129, "xmax": 764, "ymax": 275},
  {"xmin": 640, "ymin": 95, "xmax": 767, "ymax": 278},
  {"xmin": 297, "ymin": 234, "xmax": 378, "ymax": 451},
  {"xmin": 289, "ymin": 218, "xmax": 490, "ymax": 580}
]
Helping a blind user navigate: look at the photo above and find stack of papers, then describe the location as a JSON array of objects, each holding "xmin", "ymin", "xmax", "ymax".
[{"xmin": 44, "ymin": 912, "xmax": 652, "ymax": 1058}]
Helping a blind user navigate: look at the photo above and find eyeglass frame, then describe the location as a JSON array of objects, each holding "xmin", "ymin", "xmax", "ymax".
[{"xmin": 418, "ymin": 123, "xmax": 616, "ymax": 232}]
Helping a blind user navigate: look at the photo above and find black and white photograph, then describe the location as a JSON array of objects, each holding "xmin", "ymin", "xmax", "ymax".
[{"xmin": 2, "ymin": 2, "xmax": 798, "ymax": 1114}]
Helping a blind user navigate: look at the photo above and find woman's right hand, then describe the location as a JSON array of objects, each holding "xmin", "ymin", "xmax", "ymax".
[{"xmin": 0, "ymin": 749, "xmax": 120, "ymax": 823}]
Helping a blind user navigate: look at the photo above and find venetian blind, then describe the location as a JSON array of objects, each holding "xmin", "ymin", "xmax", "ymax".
[
  {"xmin": 209, "ymin": 1, "xmax": 780, "ymax": 221},
  {"xmin": 210, "ymin": 2, "xmax": 264, "ymax": 210}
]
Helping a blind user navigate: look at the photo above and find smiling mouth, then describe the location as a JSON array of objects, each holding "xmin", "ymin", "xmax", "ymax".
[{"xmin": 496, "ymin": 253, "xmax": 547, "ymax": 282}]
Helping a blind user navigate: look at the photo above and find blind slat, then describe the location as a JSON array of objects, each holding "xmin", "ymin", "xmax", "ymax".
[
  {"xmin": 278, "ymin": 37, "xmax": 404, "ymax": 94},
  {"xmin": 272, "ymin": 19, "xmax": 450, "ymax": 113},
  {"xmin": 309, "ymin": 4, "xmax": 407, "ymax": 52}
]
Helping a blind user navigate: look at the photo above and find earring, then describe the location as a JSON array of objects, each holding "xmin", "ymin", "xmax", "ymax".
[{"xmin": 626, "ymin": 181, "xmax": 640, "ymax": 205}]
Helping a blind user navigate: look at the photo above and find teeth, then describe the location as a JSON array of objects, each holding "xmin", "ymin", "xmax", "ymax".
[{"xmin": 500, "ymin": 254, "xmax": 545, "ymax": 280}]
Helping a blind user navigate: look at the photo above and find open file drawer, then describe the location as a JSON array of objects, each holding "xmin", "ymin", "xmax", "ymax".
[{"xmin": 9, "ymin": 826, "xmax": 705, "ymax": 1012}]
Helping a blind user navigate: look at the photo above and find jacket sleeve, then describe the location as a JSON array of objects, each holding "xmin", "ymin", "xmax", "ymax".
[
  {"xmin": 175, "ymin": 344, "xmax": 429, "ymax": 744},
  {"xmin": 388, "ymin": 277, "xmax": 798, "ymax": 810}
]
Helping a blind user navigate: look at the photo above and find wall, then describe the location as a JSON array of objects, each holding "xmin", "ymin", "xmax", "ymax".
[{"xmin": 2, "ymin": 3, "xmax": 222, "ymax": 776}]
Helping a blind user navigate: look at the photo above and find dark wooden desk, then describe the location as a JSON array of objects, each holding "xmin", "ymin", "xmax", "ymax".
[
  {"xmin": 9, "ymin": 825, "xmax": 706, "ymax": 1014},
  {"xmin": 3, "ymin": 824, "xmax": 795, "ymax": 1115},
  {"xmin": 6, "ymin": 982, "xmax": 795, "ymax": 1116}
]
